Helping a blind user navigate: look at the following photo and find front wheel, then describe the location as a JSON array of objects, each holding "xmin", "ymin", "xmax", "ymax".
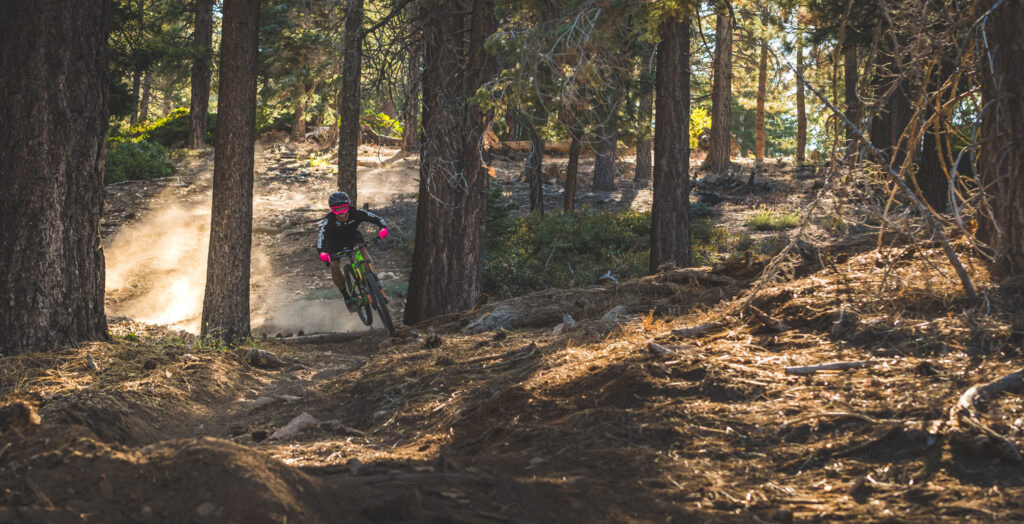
[{"xmin": 364, "ymin": 272, "xmax": 396, "ymax": 335}]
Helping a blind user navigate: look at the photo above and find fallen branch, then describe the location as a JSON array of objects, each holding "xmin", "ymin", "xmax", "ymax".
[
  {"xmin": 790, "ymin": 61, "xmax": 977, "ymax": 301},
  {"xmin": 748, "ymin": 306, "xmax": 790, "ymax": 332},
  {"xmin": 785, "ymin": 360, "xmax": 876, "ymax": 376},
  {"xmin": 278, "ymin": 332, "xmax": 367, "ymax": 344},
  {"xmin": 462, "ymin": 343, "xmax": 537, "ymax": 366},
  {"xmin": 670, "ymin": 322, "xmax": 723, "ymax": 338},
  {"xmin": 948, "ymin": 368, "xmax": 1024, "ymax": 462},
  {"xmin": 481, "ymin": 344, "xmax": 538, "ymax": 370},
  {"xmin": 647, "ymin": 342, "xmax": 674, "ymax": 356},
  {"xmin": 785, "ymin": 411, "xmax": 900, "ymax": 427}
]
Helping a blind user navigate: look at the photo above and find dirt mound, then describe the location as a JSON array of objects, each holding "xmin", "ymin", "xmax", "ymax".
[{"xmin": 0, "ymin": 424, "xmax": 416, "ymax": 523}]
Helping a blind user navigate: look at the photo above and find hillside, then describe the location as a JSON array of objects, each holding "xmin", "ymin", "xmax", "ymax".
[{"xmin": 2, "ymin": 141, "xmax": 1024, "ymax": 522}]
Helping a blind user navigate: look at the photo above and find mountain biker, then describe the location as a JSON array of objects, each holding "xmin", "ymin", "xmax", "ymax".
[{"xmin": 316, "ymin": 191, "xmax": 389, "ymax": 312}]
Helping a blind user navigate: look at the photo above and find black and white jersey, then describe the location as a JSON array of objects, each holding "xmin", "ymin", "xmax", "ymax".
[{"xmin": 315, "ymin": 208, "xmax": 387, "ymax": 254}]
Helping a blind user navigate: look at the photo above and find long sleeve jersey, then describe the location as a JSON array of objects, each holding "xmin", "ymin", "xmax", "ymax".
[{"xmin": 315, "ymin": 208, "xmax": 387, "ymax": 254}]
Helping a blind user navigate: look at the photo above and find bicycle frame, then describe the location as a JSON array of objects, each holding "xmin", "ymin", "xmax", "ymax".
[
  {"xmin": 336, "ymin": 242, "xmax": 377, "ymax": 304},
  {"xmin": 333, "ymin": 238, "xmax": 395, "ymax": 334}
]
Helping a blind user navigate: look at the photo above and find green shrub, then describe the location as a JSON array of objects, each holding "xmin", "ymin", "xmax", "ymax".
[
  {"xmin": 308, "ymin": 151, "xmax": 331, "ymax": 167},
  {"xmin": 690, "ymin": 106, "xmax": 711, "ymax": 150},
  {"xmin": 483, "ymin": 203, "xmax": 730, "ymax": 298},
  {"xmin": 119, "ymin": 108, "xmax": 217, "ymax": 149},
  {"xmin": 745, "ymin": 205, "xmax": 801, "ymax": 231},
  {"xmin": 486, "ymin": 184, "xmax": 517, "ymax": 253},
  {"xmin": 690, "ymin": 200, "xmax": 714, "ymax": 219},
  {"xmin": 362, "ymin": 110, "xmax": 403, "ymax": 137},
  {"xmin": 104, "ymin": 139, "xmax": 174, "ymax": 184}
]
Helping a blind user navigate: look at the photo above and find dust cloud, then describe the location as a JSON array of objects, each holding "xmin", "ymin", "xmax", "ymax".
[
  {"xmin": 105, "ymin": 191, "xmax": 213, "ymax": 332},
  {"xmin": 105, "ymin": 186, "xmax": 368, "ymax": 335}
]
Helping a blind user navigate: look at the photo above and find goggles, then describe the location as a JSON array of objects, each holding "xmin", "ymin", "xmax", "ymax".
[{"xmin": 331, "ymin": 204, "xmax": 349, "ymax": 214}]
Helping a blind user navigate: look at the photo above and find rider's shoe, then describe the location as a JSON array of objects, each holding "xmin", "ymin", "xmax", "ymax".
[{"xmin": 344, "ymin": 298, "xmax": 360, "ymax": 312}]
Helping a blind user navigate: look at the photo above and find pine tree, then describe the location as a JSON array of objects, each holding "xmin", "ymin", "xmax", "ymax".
[
  {"xmin": 650, "ymin": 12, "xmax": 691, "ymax": 272},
  {"xmin": 0, "ymin": 0, "xmax": 111, "ymax": 354},
  {"xmin": 201, "ymin": 0, "xmax": 260, "ymax": 340}
]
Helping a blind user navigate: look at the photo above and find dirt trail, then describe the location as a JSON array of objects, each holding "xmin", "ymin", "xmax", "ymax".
[
  {"xmin": 3, "ymin": 145, "xmax": 1024, "ymax": 522},
  {"xmin": 103, "ymin": 142, "xmax": 419, "ymax": 336}
]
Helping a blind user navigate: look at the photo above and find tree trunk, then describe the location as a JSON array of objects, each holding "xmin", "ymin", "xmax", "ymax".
[
  {"xmin": 201, "ymin": 0, "xmax": 259, "ymax": 341},
  {"xmin": 796, "ymin": 35, "xmax": 807, "ymax": 164},
  {"xmin": 592, "ymin": 126, "xmax": 617, "ymax": 191},
  {"xmin": 404, "ymin": 0, "xmax": 496, "ymax": 325},
  {"xmin": 337, "ymin": 0, "xmax": 363, "ymax": 203},
  {"xmin": 650, "ymin": 14, "xmax": 691, "ymax": 273},
  {"xmin": 977, "ymin": 0, "xmax": 1024, "ymax": 275},
  {"xmin": 402, "ymin": 6, "xmax": 421, "ymax": 152},
  {"xmin": 917, "ymin": 57, "xmax": 955, "ymax": 212},
  {"xmin": 129, "ymin": 67, "xmax": 142, "ymax": 126},
  {"xmin": 634, "ymin": 91, "xmax": 653, "ymax": 187},
  {"xmin": 515, "ymin": 110, "xmax": 544, "ymax": 214},
  {"xmin": 0, "ymin": 0, "xmax": 111, "ymax": 355},
  {"xmin": 844, "ymin": 44, "xmax": 860, "ymax": 159},
  {"xmin": 187, "ymin": 0, "xmax": 213, "ymax": 149},
  {"xmin": 755, "ymin": 37, "xmax": 768, "ymax": 165},
  {"xmin": 868, "ymin": 60, "xmax": 911, "ymax": 171},
  {"xmin": 138, "ymin": 70, "xmax": 152, "ymax": 124},
  {"xmin": 291, "ymin": 83, "xmax": 307, "ymax": 141},
  {"xmin": 564, "ymin": 134, "xmax": 579, "ymax": 211},
  {"xmin": 707, "ymin": 2, "xmax": 733, "ymax": 173}
]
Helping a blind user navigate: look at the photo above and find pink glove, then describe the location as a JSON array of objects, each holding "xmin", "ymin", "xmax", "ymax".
[
  {"xmin": 378, "ymin": 228, "xmax": 389, "ymax": 240},
  {"xmin": 319, "ymin": 252, "xmax": 330, "ymax": 263}
]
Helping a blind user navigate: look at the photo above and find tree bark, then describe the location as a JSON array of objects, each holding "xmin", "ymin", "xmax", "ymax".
[
  {"xmin": 515, "ymin": 110, "xmax": 544, "ymax": 214},
  {"xmin": 650, "ymin": 14, "xmax": 691, "ymax": 272},
  {"xmin": 918, "ymin": 56, "xmax": 955, "ymax": 212},
  {"xmin": 844, "ymin": 45, "xmax": 860, "ymax": 160},
  {"xmin": 402, "ymin": 6, "xmax": 422, "ymax": 152},
  {"xmin": 977, "ymin": 0, "xmax": 1024, "ymax": 275},
  {"xmin": 337, "ymin": 0, "xmax": 363, "ymax": 203},
  {"xmin": 0, "ymin": 0, "xmax": 111, "ymax": 354},
  {"xmin": 564, "ymin": 134, "xmax": 580, "ymax": 211},
  {"xmin": 138, "ymin": 70, "xmax": 152, "ymax": 124},
  {"xmin": 796, "ymin": 35, "xmax": 807, "ymax": 164},
  {"xmin": 868, "ymin": 52, "xmax": 911, "ymax": 173},
  {"xmin": 404, "ymin": 0, "xmax": 496, "ymax": 325},
  {"xmin": 707, "ymin": 2, "xmax": 733, "ymax": 173},
  {"xmin": 592, "ymin": 126, "xmax": 618, "ymax": 191},
  {"xmin": 187, "ymin": 0, "xmax": 214, "ymax": 149},
  {"xmin": 291, "ymin": 83, "xmax": 308, "ymax": 141},
  {"xmin": 755, "ymin": 37, "xmax": 768, "ymax": 165},
  {"xmin": 201, "ymin": 0, "xmax": 259, "ymax": 341},
  {"xmin": 129, "ymin": 67, "xmax": 142, "ymax": 126},
  {"xmin": 634, "ymin": 91, "xmax": 653, "ymax": 187}
]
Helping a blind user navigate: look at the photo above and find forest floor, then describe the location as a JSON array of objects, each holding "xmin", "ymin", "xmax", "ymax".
[{"xmin": 2, "ymin": 138, "xmax": 1024, "ymax": 522}]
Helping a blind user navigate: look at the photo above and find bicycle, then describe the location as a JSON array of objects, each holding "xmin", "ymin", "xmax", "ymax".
[{"xmin": 335, "ymin": 238, "xmax": 396, "ymax": 335}]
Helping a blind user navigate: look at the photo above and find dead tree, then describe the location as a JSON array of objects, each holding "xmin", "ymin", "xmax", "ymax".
[{"xmin": 976, "ymin": 0, "xmax": 1024, "ymax": 275}]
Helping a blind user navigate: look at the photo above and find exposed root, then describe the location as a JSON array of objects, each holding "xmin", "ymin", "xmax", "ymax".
[{"xmin": 947, "ymin": 369, "xmax": 1024, "ymax": 463}]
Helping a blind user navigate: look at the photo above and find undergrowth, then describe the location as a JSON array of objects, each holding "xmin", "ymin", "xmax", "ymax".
[
  {"xmin": 114, "ymin": 108, "xmax": 217, "ymax": 149},
  {"xmin": 104, "ymin": 139, "xmax": 174, "ymax": 184},
  {"xmin": 745, "ymin": 205, "xmax": 801, "ymax": 231},
  {"xmin": 484, "ymin": 187, "xmax": 730, "ymax": 297}
]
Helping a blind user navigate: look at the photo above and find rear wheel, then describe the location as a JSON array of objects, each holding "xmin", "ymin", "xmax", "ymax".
[
  {"xmin": 364, "ymin": 272, "xmax": 396, "ymax": 335},
  {"xmin": 343, "ymin": 265, "xmax": 373, "ymax": 326}
]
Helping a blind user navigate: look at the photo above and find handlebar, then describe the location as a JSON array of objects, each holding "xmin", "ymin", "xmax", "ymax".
[{"xmin": 333, "ymin": 236, "xmax": 381, "ymax": 258}]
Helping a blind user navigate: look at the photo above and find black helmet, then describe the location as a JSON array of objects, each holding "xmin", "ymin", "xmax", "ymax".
[{"xmin": 328, "ymin": 191, "xmax": 350, "ymax": 207}]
